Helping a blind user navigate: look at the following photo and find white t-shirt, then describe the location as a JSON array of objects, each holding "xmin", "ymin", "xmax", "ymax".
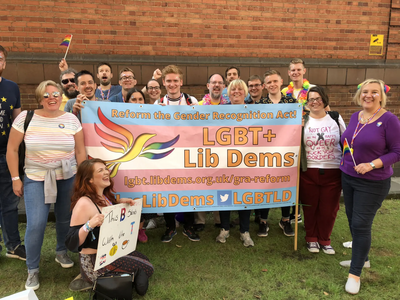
[
  {"xmin": 154, "ymin": 94, "xmax": 198, "ymax": 105},
  {"xmin": 303, "ymin": 113, "xmax": 346, "ymax": 169}
]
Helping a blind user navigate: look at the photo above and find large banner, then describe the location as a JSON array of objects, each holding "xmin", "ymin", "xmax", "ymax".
[{"xmin": 82, "ymin": 101, "xmax": 302, "ymax": 213}]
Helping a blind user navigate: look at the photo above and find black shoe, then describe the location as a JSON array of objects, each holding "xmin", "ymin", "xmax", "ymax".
[
  {"xmin": 134, "ymin": 268, "xmax": 149, "ymax": 296},
  {"xmin": 289, "ymin": 213, "xmax": 302, "ymax": 224},
  {"xmin": 69, "ymin": 274, "xmax": 92, "ymax": 292},
  {"xmin": 6, "ymin": 244, "xmax": 26, "ymax": 261},
  {"xmin": 257, "ymin": 222, "xmax": 269, "ymax": 237},
  {"xmin": 279, "ymin": 219, "xmax": 295, "ymax": 237},
  {"xmin": 182, "ymin": 227, "xmax": 200, "ymax": 241},
  {"xmin": 193, "ymin": 224, "xmax": 205, "ymax": 232},
  {"xmin": 161, "ymin": 229, "xmax": 177, "ymax": 243}
]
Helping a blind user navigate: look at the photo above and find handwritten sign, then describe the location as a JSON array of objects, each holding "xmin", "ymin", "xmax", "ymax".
[
  {"xmin": 94, "ymin": 200, "xmax": 142, "ymax": 271},
  {"xmin": 82, "ymin": 102, "xmax": 302, "ymax": 213}
]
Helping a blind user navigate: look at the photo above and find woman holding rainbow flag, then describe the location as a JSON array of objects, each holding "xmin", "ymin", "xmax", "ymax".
[{"xmin": 340, "ymin": 79, "xmax": 400, "ymax": 294}]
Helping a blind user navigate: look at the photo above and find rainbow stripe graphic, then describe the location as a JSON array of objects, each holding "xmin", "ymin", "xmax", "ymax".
[{"xmin": 60, "ymin": 35, "xmax": 72, "ymax": 47}]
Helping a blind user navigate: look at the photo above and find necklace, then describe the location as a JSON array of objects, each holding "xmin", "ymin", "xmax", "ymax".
[
  {"xmin": 350, "ymin": 107, "xmax": 381, "ymax": 153},
  {"xmin": 285, "ymin": 79, "xmax": 310, "ymax": 106},
  {"xmin": 166, "ymin": 93, "xmax": 183, "ymax": 105}
]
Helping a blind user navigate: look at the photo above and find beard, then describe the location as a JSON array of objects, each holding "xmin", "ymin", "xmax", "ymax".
[
  {"xmin": 211, "ymin": 91, "xmax": 221, "ymax": 100},
  {"xmin": 63, "ymin": 86, "xmax": 79, "ymax": 99}
]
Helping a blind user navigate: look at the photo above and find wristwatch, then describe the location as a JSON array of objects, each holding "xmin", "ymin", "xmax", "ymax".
[{"xmin": 369, "ymin": 162, "xmax": 376, "ymax": 169}]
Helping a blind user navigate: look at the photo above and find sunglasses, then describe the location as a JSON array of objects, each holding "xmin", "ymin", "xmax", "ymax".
[
  {"xmin": 61, "ymin": 78, "xmax": 75, "ymax": 85},
  {"xmin": 43, "ymin": 91, "xmax": 61, "ymax": 98}
]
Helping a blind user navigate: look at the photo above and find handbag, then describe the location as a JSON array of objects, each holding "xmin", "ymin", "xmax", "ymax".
[
  {"xmin": 18, "ymin": 110, "xmax": 34, "ymax": 177},
  {"xmin": 91, "ymin": 273, "xmax": 133, "ymax": 300}
]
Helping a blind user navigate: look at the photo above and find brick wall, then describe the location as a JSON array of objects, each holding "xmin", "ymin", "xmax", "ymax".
[{"xmin": 0, "ymin": 0, "xmax": 398, "ymax": 60}]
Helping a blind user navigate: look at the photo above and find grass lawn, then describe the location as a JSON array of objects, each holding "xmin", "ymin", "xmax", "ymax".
[{"xmin": 1, "ymin": 200, "xmax": 399, "ymax": 300}]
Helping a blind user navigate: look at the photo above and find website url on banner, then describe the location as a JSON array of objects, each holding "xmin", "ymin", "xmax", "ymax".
[{"xmin": 123, "ymin": 174, "xmax": 291, "ymax": 188}]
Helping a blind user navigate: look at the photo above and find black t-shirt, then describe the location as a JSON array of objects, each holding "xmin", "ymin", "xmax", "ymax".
[{"xmin": 0, "ymin": 78, "xmax": 21, "ymax": 155}]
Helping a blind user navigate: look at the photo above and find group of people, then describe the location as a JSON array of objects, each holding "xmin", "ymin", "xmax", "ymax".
[{"xmin": 0, "ymin": 43, "xmax": 399, "ymax": 296}]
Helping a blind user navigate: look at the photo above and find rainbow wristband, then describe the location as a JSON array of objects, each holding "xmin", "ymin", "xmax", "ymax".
[{"xmin": 83, "ymin": 221, "xmax": 93, "ymax": 232}]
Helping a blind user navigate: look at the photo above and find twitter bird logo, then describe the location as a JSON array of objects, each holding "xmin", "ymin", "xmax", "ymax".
[
  {"xmin": 220, "ymin": 194, "xmax": 229, "ymax": 202},
  {"xmin": 217, "ymin": 191, "xmax": 232, "ymax": 206}
]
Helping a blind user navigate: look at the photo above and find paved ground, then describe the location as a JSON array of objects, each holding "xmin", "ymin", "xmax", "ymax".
[{"xmin": 14, "ymin": 177, "xmax": 400, "ymax": 222}]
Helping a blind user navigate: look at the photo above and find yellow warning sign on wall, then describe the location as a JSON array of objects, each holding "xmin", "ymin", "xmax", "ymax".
[{"xmin": 369, "ymin": 34, "xmax": 384, "ymax": 55}]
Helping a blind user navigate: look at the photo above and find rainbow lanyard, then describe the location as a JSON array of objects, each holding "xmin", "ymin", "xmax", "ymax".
[
  {"xmin": 103, "ymin": 195, "xmax": 113, "ymax": 206},
  {"xmin": 99, "ymin": 88, "xmax": 111, "ymax": 101},
  {"xmin": 166, "ymin": 93, "xmax": 183, "ymax": 105},
  {"xmin": 350, "ymin": 107, "xmax": 381, "ymax": 152}
]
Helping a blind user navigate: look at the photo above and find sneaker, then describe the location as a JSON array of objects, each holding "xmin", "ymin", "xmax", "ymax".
[
  {"xmin": 216, "ymin": 229, "xmax": 230, "ymax": 243},
  {"xmin": 321, "ymin": 244, "xmax": 335, "ymax": 255},
  {"xmin": 279, "ymin": 219, "xmax": 295, "ymax": 237},
  {"xmin": 25, "ymin": 272, "xmax": 39, "ymax": 290},
  {"xmin": 69, "ymin": 274, "xmax": 92, "ymax": 292},
  {"xmin": 257, "ymin": 222, "xmax": 270, "ymax": 237},
  {"xmin": 182, "ymin": 228, "xmax": 200, "ymax": 241},
  {"xmin": 138, "ymin": 229, "xmax": 148, "ymax": 243},
  {"xmin": 240, "ymin": 232, "xmax": 254, "ymax": 247},
  {"xmin": 306, "ymin": 242, "xmax": 320, "ymax": 253},
  {"xmin": 145, "ymin": 219, "xmax": 157, "ymax": 230},
  {"xmin": 6, "ymin": 244, "xmax": 26, "ymax": 261},
  {"xmin": 343, "ymin": 241, "xmax": 352, "ymax": 248},
  {"xmin": 345, "ymin": 277, "xmax": 361, "ymax": 295},
  {"xmin": 340, "ymin": 260, "xmax": 370, "ymax": 268},
  {"xmin": 290, "ymin": 213, "xmax": 302, "ymax": 224},
  {"xmin": 193, "ymin": 224, "xmax": 205, "ymax": 232},
  {"xmin": 161, "ymin": 229, "xmax": 177, "ymax": 243},
  {"xmin": 55, "ymin": 253, "xmax": 74, "ymax": 268}
]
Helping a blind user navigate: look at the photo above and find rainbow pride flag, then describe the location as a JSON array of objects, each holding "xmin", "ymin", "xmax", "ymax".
[
  {"xmin": 60, "ymin": 35, "xmax": 72, "ymax": 47},
  {"xmin": 343, "ymin": 138, "xmax": 351, "ymax": 156}
]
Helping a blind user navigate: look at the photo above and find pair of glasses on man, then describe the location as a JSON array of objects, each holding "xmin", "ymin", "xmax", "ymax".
[
  {"xmin": 61, "ymin": 78, "xmax": 75, "ymax": 85},
  {"xmin": 43, "ymin": 91, "xmax": 61, "ymax": 98}
]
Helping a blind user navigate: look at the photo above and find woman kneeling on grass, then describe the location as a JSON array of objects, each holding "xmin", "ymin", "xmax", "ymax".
[{"xmin": 66, "ymin": 158, "xmax": 154, "ymax": 296}]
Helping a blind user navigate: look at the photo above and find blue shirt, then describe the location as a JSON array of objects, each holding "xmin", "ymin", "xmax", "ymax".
[
  {"xmin": 95, "ymin": 85, "xmax": 122, "ymax": 101},
  {"xmin": 109, "ymin": 92, "xmax": 124, "ymax": 103}
]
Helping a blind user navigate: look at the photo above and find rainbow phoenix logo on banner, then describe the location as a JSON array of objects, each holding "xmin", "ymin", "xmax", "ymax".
[{"xmin": 60, "ymin": 35, "xmax": 72, "ymax": 47}]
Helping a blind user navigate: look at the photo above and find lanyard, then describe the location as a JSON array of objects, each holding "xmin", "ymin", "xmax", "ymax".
[{"xmin": 350, "ymin": 107, "xmax": 381, "ymax": 150}]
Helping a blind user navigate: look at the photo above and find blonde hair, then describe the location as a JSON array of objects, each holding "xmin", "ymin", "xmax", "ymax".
[
  {"xmin": 35, "ymin": 80, "xmax": 62, "ymax": 104},
  {"xmin": 289, "ymin": 58, "xmax": 305, "ymax": 69},
  {"xmin": 353, "ymin": 79, "xmax": 387, "ymax": 108},
  {"xmin": 162, "ymin": 65, "xmax": 183, "ymax": 80},
  {"xmin": 227, "ymin": 79, "xmax": 248, "ymax": 98}
]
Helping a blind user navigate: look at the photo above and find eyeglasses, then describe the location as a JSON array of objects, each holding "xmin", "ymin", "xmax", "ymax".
[
  {"xmin": 248, "ymin": 84, "xmax": 262, "ymax": 89},
  {"xmin": 308, "ymin": 97, "xmax": 322, "ymax": 103},
  {"xmin": 210, "ymin": 81, "xmax": 224, "ymax": 85},
  {"xmin": 61, "ymin": 78, "xmax": 75, "ymax": 85},
  {"xmin": 148, "ymin": 86, "xmax": 160, "ymax": 91},
  {"xmin": 120, "ymin": 76, "xmax": 135, "ymax": 81},
  {"xmin": 43, "ymin": 91, "xmax": 60, "ymax": 98}
]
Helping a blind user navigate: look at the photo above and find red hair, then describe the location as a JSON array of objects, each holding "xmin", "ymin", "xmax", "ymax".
[{"xmin": 71, "ymin": 158, "xmax": 117, "ymax": 210}]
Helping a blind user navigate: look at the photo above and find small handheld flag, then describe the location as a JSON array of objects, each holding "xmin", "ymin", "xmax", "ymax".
[
  {"xmin": 60, "ymin": 35, "xmax": 72, "ymax": 47},
  {"xmin": 60, "ymin": 34, "xmax": 73, "ymax": 60},
  {"xmin": 341, "ymin": 138, "xmax": 356, "ymax": 167}
]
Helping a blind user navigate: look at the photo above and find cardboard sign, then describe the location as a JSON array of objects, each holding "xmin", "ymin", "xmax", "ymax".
[{"xmin": 94, "ymin": 200, "xmax": 142, "ymax": 271}]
